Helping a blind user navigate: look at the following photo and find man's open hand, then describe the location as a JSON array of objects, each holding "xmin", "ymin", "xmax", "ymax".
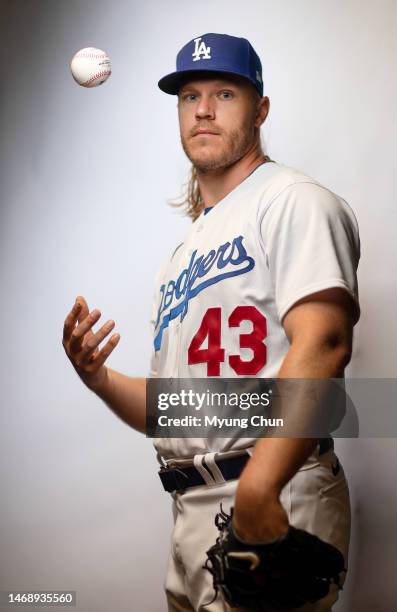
[{"xmin": 62, "ymin": 296, "xmax": 120, "ymax": 392}]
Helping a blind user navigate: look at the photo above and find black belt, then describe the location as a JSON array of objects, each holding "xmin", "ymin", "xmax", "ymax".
[{"xmin": 159, "ymin": 437, "xmax": 334, "ymax": 493}]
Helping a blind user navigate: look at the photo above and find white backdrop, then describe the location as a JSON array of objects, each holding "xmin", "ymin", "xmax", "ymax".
[{"xmin": 1, "ymin": 1, "xmax": 396, "ymax": 610}]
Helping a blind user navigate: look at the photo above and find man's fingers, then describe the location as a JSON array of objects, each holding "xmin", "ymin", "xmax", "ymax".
[
  {"xmin": 63, "ymin": 300, "xmax": 83, "ymax": 343},
  {"xmin": 91, "ymin": 333, "xmax": 121, "ymax": 368},
  {"xmin": 69, "ymin": 309, "xmax": 101, "ymax": 353},
  {"xmin": 80, "ymin": 319, "xmax": 116, "ymax": 362},
  {"xmin": 76, "ymin": 295, "xmax": 89, "ymax": 322},
  {"xmin": 62, "ymin": 298, "xmax": 120, "ymax": 373},
  {"xmin": 63, "ymin": 296, "xmax": 89, "ymax": 339}
]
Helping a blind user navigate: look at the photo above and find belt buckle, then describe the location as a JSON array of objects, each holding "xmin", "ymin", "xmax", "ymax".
[
  {"xmin": 159, "ymin": 465, "xmax": 190, "ymax": 492},
  {"xmin": 172, "ymin": 467, "xmax": 190, "ymax": 490}
]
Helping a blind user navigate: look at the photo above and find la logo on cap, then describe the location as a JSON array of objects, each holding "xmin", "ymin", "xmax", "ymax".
[{"xmin": 192, "ymin": 37, "xmax": 211, "ymax": 62}]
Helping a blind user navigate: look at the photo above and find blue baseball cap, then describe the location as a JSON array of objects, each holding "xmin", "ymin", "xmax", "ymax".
[{"xmin": 158, "ymin": 33, "xmax": 263, "ymax": 96}]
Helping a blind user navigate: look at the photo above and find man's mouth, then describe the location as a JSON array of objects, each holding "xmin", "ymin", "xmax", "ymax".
[{"xmin": 192, "ymin": 129, "xmax": 220, "ymax": 137}]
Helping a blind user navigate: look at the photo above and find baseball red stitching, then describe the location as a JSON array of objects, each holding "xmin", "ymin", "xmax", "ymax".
[
  {"xmin": 82, "ymin": 70, "xmax": 111, "ymax": 86},
  {"xmin": 75, "ymin": 52, "xmax": 108, "ymax": 59}
]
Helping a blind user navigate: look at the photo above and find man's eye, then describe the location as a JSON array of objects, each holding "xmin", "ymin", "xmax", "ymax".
[
  {"xmin": 182, "ymin": 94, "xmax": 196, "ymax": 102},
  {"xmin": 218, "ymin": 91, "xmax": 233, "ymax": 99}
]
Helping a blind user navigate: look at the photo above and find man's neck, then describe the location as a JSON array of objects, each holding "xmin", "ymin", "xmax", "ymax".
[{"xmin": 196, "ymin": 144, "xmax": 269, "ymax": 208}]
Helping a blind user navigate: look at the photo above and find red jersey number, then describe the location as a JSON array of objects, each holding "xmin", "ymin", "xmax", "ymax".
[
  {"xmin": 228, "ymin": 305, "xmax": 267, "ymax": 375},
  {"xmin": 188, "ymin": 305, "xmax": 267, "ymax": 376},
  {"xmin": 187, "ymin": 307, "xmax": 225, "ymax": 376}
]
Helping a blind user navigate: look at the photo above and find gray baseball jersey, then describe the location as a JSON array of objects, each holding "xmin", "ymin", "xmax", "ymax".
[{"xmin": 148, "ymin": 161, "xmax": 360, "ymax": 460}]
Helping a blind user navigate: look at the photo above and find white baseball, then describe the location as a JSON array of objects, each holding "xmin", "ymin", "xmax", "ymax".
[{"xmin": 70, "ymin": 47, "xmax": 111, "ymax": 88}]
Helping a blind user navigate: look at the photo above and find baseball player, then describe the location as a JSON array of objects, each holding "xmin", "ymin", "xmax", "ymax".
[{"xmin": 63, "ymin": 33, "xmax": 360, "ymax": 612}]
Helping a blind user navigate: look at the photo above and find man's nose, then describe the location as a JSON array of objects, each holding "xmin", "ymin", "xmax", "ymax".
[{"xmin": 195, "ymin": 96, "xmax": 215, "ymax": 120}]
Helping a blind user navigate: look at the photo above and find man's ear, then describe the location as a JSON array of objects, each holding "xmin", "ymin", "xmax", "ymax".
[{"xmin": 255, "ymin": 96, "xmax": 270, "ymax": 128}]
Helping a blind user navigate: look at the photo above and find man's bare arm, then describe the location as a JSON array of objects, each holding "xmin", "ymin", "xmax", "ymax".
[
  {"xmin": 94, "ymin": 369, "xmax": 147, "ymax": 433},
  {"xmin": 233, "ymin": 287, "xmax": 356, "ymax": 542}
]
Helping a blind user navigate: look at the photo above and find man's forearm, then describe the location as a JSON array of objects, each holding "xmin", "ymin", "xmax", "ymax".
[
  {"xmin": 239, "ymin": 340, "xmax": 350, "ymax": 499},
  {"xmin": 92, "ymin": 368, "xmax": 147, "ymax": 434}
]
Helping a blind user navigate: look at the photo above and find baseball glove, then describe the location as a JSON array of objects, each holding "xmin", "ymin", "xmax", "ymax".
[{"xmin": 203, "ymin": 504, "xmax": 346, "ymax": 610}]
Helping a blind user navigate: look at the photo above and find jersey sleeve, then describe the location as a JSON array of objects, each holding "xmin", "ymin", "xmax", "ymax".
[{"xmin": 260, "ymin": 181, "xmax": 361, "ymax": 324}]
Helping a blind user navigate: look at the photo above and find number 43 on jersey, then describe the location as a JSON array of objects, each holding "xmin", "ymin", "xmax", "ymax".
[{"xmin": 188, "ymin": 306, "xmax": 267, "ymax": 376}]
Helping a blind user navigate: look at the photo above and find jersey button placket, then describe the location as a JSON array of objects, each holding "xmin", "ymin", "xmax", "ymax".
[{"xmin": 172, "ymin": 321, "xmax": 182, "ymax": 378}]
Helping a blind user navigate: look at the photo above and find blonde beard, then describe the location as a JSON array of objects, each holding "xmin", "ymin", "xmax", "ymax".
[{"xmin": 181, "ymin": 123, "xmax": 256, "ymax": 173}]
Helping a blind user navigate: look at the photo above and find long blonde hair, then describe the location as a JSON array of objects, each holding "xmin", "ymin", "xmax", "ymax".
[
  {"xmin": 169, "ymin": 165, "xmax": 203, "ymax": 222},
  {"xmin": 169, "ymin": 153, "xmax": 273, "ymax": 222}
]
